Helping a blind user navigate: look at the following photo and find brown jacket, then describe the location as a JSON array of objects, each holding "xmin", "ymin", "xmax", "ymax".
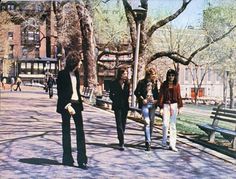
[{"xmin": 158, "ymin": 81, "xmax": 183, "ymax": 109}]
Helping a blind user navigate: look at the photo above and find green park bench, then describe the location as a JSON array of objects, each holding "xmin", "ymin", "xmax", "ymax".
[{"xmin": 197, "ymin": 104, "xmax": 236, "ymax": 149}]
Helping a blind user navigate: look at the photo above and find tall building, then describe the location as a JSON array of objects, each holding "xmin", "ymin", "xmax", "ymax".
[{"xmin": 0, "ymin": 1, "xmax": 58, "ymax": 82}]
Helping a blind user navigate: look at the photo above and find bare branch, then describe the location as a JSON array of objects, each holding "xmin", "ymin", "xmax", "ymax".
[
  {"xmin": 148, "ymin": 25, "xmax": 236, "ymax": 66},
  {"xmin": 147, "ymin": 0, "xmax": 192, "ymax": 38},
  {"xmin": 97, "ymin": 50, "xmax": 132, "ymax": 61},
  {"xmin": 189, "ymin": 25, "xmax": 236, "ymax": 60}
]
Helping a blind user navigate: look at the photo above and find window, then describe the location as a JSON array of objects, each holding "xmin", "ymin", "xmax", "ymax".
[
  {"xmin": 20, "ymin": 63, "xmax": 27, "ymax": 74},
  {"xmin": 33, "ymin": 63, "xmax": 38, "ymax": 74},
  {"xmin": 8, "ymin": 53, "xmax": 14, "ymax": 58},
  {"xmin": 7, "ymin": 4, "xmax": 15, "ymax": 10},
  {"xmin": 39, "ymin": 63, "xmax": 44, "ymax": 74},
  {"xmin": 26, "ymin": 62, "xmax": 31, "ymax": 74},
  {"xmin": 22, "ymin": 47, "xmax": 28, "ymax": 58},
  {"xmin": 8, "ymin": 32, "xmax": 13, "ymax": 40},
  {"xmin": 9, "ymin": 45, "xmax": 14, "ymax": 51},
  {"xmin": 35, "ymin": 48, "xmax": 39, "ymax": 58}
]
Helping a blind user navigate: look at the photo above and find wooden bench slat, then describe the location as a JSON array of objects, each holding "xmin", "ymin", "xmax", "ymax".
[
  {"xmin": 217, "ymin": 108, "xmax": 236, "ymax": 114},
  {"xmin": 210, "ymin": 116, "xmax": 236, "ymax": 123},
  {"xmin": 212, "ymin": 112, "xmax": 236, "ymax": 120}
]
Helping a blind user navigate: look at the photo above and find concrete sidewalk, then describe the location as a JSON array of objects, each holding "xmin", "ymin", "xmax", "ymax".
[{"xmin": 0, "ymin": 87, "xmax": 236, "ymax": 178}]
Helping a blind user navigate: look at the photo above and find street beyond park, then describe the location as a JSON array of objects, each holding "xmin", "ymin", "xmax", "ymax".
[{"xmin": 0, "ymin": 86, "xmax": 236, "ymax": 178}]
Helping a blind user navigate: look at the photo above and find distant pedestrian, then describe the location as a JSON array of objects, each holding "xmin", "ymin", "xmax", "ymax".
[
  {"xmin": 47, "ymin": 74, "xmax": 54, "ymax": 98},
  {"xmin": 134, "ymin": 68, "xmax": 159, "ymax": 151},
  {"xmin": 56, "ymin": 51, "xmax": 87, "ymax": 169},
  {"xmin": 109, "ymin": 67, "xmax": 130, "ymax": 151},
  {"xmin": 14, "ymin": 76, "xmax": 22, "ymax": 91},
  {"xmin": 1, "ymin": 77, "xmax": 7, "ymax": 90},
  {"xmin": 158, "ymin": 69, "xmax": 183, "ymax": 152},
  {"xmin": 10, "ymin": 77, "xmax": 15, "ymax": 91}
]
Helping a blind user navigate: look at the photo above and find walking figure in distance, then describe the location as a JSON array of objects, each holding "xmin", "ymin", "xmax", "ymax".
[
  {"xmin": 1, "ymin": 77, "xmax": 6, "ymax": 90},
  {"xmin": 14, "ymin": 76, "xmax": 22, "ymax": 91},
  {"xmin": 56, "ymin": 51, "xmax": 88, "ymax": 169},
  {"xmin": 10, "ymin": 77, "xmax": 15, "ymax": 91},
  {"xmin": 134, "ymin": 68, "xmax": 159, "ymax": 151},
  {"xmin": 109, "ymin": 67, "xmax": 130, "ymax": 151},
  {"xmin": 47, "ymin": 74, "xmax": 54, "ymax": 98},
  {"xmin": 159, "ymin": 69, "xmax": 183, "ymax": 152}
]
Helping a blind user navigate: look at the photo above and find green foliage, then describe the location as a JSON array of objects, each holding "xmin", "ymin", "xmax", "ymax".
[{"xmin": 93, "ymin": 0, "xmax": 129, "ymax": 46}]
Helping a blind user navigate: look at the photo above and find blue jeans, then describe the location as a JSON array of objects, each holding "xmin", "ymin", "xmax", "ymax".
[{"xmin": 142, "ymin": 103, "xmax": 156, "ymax": 143}]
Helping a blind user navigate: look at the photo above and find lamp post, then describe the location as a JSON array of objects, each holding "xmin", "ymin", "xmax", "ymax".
[
  {"xmin": 57, "ymin": 53, "xmax": 62, "ymax": 71},
  {"xmin": 131, "ymin": 6, "xmax": 147, "ymax": 107},
  {"xmin": 224, "ymin": 70, "xmax": 229, "ymax": 108}
]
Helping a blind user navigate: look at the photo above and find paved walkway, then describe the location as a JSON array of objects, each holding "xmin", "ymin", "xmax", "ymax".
[{"xmin": 0, "ymin": 86, "xmax": 236, "ymax": 178}]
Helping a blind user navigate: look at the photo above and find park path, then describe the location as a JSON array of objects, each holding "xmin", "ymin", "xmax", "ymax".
[{"xmin": 0, "ymin": 86, "xmax": 235, "ymax": 178}]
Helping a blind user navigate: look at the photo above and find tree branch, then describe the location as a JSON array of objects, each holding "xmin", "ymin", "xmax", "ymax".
[
  {"xmin": 147, "ymin": 0, "xmax": 192, "ymax": 38},
  {"xmin": 148, "ymin": 25, "xmax": 236, "ymax": 66},
  {"xmin": 97, "ymin": 50, "xmax": 132, "ymax": 61}
]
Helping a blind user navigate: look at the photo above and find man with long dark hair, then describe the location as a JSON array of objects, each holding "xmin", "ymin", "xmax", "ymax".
[
  {"xmin": 56, "ymin": 51, "xmax": 87, "ymax": 169},
  {"xmin": 159, "ymin": 69, "xmax": 183, "ymax": 152},
  {"xmin": 109, "ymin": 67, "xmax": 130, "ymax": 151}
]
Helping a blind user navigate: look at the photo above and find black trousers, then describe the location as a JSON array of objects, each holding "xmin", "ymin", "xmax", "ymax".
[
  {"xmin": 61, "ymin": 105, "xmax": 87, "ymax": 165},
  {"xmin": 15, "ymin": 82, "xmax": 21, "ymax": 91},
  {"xmin": 114, "ymin": 108, "xmax": 128, "ymax": 145},
  {"xmin": 48, "ymin": 87, "xmax": 53, "ymax": 98}
]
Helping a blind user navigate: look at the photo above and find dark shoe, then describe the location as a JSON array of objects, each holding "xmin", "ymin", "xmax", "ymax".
[
  {"xmin": 63, "ymin": 157, "xmax": 74, "ymax": 166},
  {"xmin": 119, "ymin": 144, "xmax": 125, "ymax": 151},
  {"xmin": 63, "ymin": 161, "xmax": 74, "ymax": 166},
  {"xmin": 145, "ymin": 142, "xmax": 151, "ymax": 151},
  {"xmin": 78, "ymin": 163, "xmax": 88, "ymax": 170}
]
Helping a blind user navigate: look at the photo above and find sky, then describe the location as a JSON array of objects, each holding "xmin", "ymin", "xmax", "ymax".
[{"xmin": 131, "ymin": 0, "xmax": 206, "ymax": 29}]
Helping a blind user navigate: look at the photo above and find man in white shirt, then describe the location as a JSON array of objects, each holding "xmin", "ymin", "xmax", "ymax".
[{"xmin": 56, "ymin": 51, "xmax": 87, "ymax": 169}]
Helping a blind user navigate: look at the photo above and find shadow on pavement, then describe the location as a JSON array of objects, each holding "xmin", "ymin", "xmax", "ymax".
[{"xmin": 19, "ymin": 158, "xmax": 61, "ymax": 166}]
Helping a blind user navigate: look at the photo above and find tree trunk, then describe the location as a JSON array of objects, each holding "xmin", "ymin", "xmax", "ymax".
[
  {"xmin": 229, "ymin": 78, "xmax": 234, "ymax": 109},
  {"xmin": 77, "ymin": 3, "xmax": 97, "ymax": 89}
]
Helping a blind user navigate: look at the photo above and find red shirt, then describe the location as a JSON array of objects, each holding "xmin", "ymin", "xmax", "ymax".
[{"xmin": 158, "ymin": 82, "xmax": 183, "ymax": 109}]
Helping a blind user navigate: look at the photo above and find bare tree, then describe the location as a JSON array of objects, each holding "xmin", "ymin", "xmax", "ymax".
[{"xmin": 121, "ymin": 0, "xmax": 236, "ymax": 80}]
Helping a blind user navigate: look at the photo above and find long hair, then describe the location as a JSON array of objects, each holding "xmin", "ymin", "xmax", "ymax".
[
  {"xmin": 116, "ymin": 67, "xmax": 127, "ymax": 81},
  {"xmin": 145, "ymin": 68, "xmax": 157, "ymax": 82},
  {"xmin": 165, "ymin": 69, "xmax": 178, "ymax": 85},
  {"xmin": 65, "ymin": 51, "xmax": 80, "ymax": 72}
]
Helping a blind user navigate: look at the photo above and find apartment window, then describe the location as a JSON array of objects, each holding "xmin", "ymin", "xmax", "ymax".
[
  {"xmin": 8, "ymin": 32, "xmax": 13, "ymax": 40},
  {"xmin": 26, "ymin": 62, "xmax": 31, "ymax": 74},
  {"xmin": 8, "ymin": 53, "xmax": 14, "ymax": 58},
  {"xmin": 9, "ymin": 45, "xmax": 14, "ymax": 51},
  {"xmin": 22, "ymin": 47, "xmax": 28, "ymax": 58},
  {"xmin": 21, "ymin": 63, "xmax": 27, "ymax": 74},
  {"xmin": 39, "ymin": 63, "xmax": 44, "ymax": 74},
  {"xmin": 35, "ymin": 48, "xmax": 39, "ymax": 58},
  {"xmin": 33, "ymin": 63, "xmax": 38, "ymax": 74},
  {"xmin": 7, "ymin": 4, "xmax": 15, "ymax": 10}
]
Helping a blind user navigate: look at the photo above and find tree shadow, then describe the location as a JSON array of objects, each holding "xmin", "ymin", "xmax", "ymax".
[{"xmin": 19, "ymin": 158, "xmax": 61, "ymax": 166}]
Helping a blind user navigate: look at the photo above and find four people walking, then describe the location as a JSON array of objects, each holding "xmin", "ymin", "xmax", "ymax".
[{"xmin": 55, "ymin": 57, "xmax": 182, "ymax": 168}]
